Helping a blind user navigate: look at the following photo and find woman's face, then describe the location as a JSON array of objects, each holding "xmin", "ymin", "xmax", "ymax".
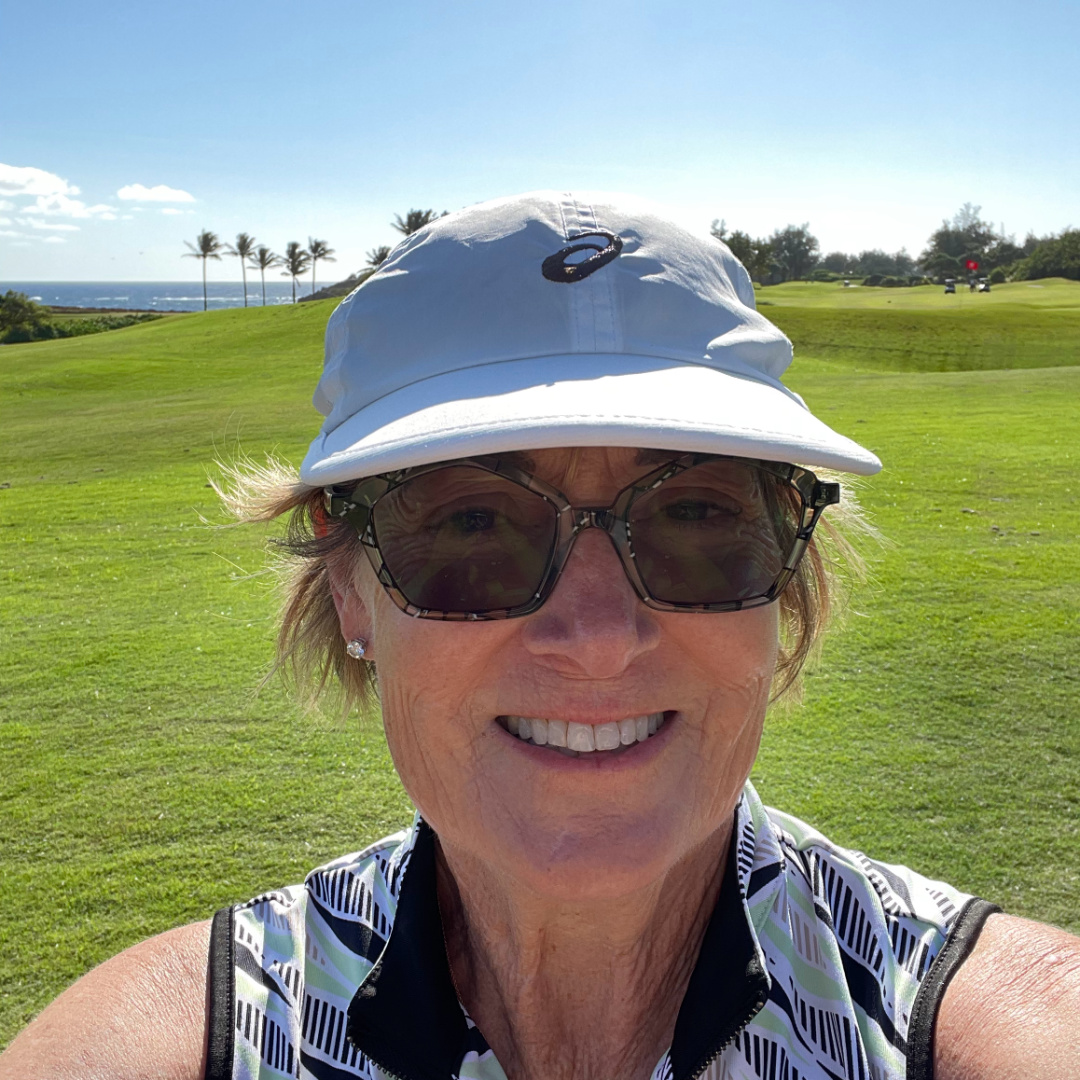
[{"xmin": 333, "ymin": 446, "xmax": 778, "ymax": 901}]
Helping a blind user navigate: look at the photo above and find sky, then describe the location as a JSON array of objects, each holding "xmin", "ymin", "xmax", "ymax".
[{"xmin": 2, "ymin": 0, "xmax": 1078, "ymax": 282}]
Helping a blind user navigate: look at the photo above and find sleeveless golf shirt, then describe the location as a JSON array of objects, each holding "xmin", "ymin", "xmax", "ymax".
[{"xmin": 205, "ymin": 781, "xmax": 997, "ymax": 1080}]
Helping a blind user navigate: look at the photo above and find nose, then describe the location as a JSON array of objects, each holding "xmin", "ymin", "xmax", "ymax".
[{"xmin": 519, "ymin": 526, "xmax": 661, "ymax": 678}]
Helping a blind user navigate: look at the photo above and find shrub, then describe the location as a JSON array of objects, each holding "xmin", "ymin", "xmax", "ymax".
[
  {"xmin": 862, "ymin": 274, "xmax": 884, "ymax": 287},
  {"xmin": 50, "ymin": 313, "xmax": 160, "ymax": 338},
  {"xmin": 0, "ymin": 294, "xmax": 162, "ymax": 345},
  {"xmin": 1012, "ymin": 230, "xmax": 1080, "ymax": 281},
  {"xmin": 989, "ymin": 267, "xmax": 1006, "ymax": 285},
  {"xmin": 0, "ymin": 290, "xmax": 47, "ymax": 334}
]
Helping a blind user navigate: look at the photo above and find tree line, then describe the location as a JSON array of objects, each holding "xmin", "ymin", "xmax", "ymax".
[
  {"xmin": 191, "ymin": 204, "xmax": 1076, "ymax": 303},
  {"xmin": 712, "ymin": 204, "xmax": 1079, "ymax": 286},
  {"xmin": 183, "ymin": 209, "xmax": 448, "ymax": 311},
  {"xmin": 183, "ymin": 233, "xmax": 336, "ymax": 310}
]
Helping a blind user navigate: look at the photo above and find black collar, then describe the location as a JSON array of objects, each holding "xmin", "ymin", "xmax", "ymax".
[{"xmin": 347, "ymin": 821, "xmax": 768, "ymax": 1080}]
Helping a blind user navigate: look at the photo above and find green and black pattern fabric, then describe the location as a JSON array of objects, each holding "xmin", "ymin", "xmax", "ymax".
[{"xmin": 205, "ymin": 782, "xmax": 998, "ymax": 1080}]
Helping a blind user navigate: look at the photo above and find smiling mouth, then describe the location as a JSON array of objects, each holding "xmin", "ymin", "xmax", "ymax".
[{"xmin": 498, "ymin": 713, "xmax": 669, "ymax": 758}]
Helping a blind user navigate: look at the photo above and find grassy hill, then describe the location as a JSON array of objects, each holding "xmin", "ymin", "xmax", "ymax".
[
  {"xmin": 758, "ymin": 277, "xmax": 1080, "ymax": 373},
  {"xmin": 1, "ymin": 297, "xmax": 1078, "ymax": 1045},
  {"xmin": 758, "ymin": 277, "xmax": 1080, "ymax": 310}
]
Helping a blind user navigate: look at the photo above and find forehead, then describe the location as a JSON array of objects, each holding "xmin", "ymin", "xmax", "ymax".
[
  {"xmin": 499, "ymin": 446, "xmax": 679, "ymax": 475},
  {"xmin": 488, "ymin": 446, "xmax": 765, "ymax": 499}
]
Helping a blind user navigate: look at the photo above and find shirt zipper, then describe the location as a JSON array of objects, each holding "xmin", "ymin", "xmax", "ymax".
[{"xmin": 687, "ymin": 986, "xmax": 769, "ymax": 1080}]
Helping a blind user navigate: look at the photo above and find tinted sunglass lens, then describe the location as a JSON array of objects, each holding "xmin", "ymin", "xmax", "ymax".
[
  {"xmin": 628, "ymin": 460, "xmax": 792, "ymax": 605},
  {"xmin": 372, "ymin": 467, "xmax": 557, "ymax": 613}
]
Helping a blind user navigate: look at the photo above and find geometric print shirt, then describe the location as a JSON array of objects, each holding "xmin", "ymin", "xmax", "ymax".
[{"xmin": 204, "ymin": 781, "xmax": 998, "ymax": 1080}]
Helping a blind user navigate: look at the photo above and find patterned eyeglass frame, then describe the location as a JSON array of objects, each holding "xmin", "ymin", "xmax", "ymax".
[{"xmin": 324, "ymin": 452, "xmax": 840, "ymax": 622}]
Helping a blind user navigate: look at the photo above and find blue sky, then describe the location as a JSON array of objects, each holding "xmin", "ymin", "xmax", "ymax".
[{"xmin": 3, "ymin": 0, "xmax": 1077, "ymax": 281}]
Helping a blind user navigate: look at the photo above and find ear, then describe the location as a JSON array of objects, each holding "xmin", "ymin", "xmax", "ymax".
[{"xmin": 316, "ymin": 507, "xmax": 376, "ymax": 661}]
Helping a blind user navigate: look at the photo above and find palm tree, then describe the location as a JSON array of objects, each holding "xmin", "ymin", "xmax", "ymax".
[
  {"xmin": 248, "ymin": 245, "xmax": 280, "ymax": 306},
  {"xmin": 306, "ymin": 237, "xmax": 336, "ymax": 295},
  {"xmin": 390, "ymin": 209, "xmax": 446, "ymax": 236},
  {"xmin": 281, "ymin": 242, "xmax": 311, "ymax": 303},
  {"xmin": 366, "ymin": 245, "xmax": 391, "ymax": 268},
  {"xmin": 224, "ymin": 233, "xmax": 258, "ymax": 307},
  {"xmin": 183, "ymin": 230, "xmax": 224, "ymax": 311}
]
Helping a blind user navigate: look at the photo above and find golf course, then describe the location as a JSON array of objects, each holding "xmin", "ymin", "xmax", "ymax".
[{"xmin": 1, "ymin": 279, "xmax": 1078, "ymax": 1046}]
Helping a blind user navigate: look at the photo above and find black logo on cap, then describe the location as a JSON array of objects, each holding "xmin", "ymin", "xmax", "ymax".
[{"xmin": 541, "ymin": 230, "xmax": 623, "ymax": 283}]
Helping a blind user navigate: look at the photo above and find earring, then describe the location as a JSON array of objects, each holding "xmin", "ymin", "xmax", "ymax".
[{"xmin": 346, "ymin": 638, "xmax": 367, "ymax": 660}]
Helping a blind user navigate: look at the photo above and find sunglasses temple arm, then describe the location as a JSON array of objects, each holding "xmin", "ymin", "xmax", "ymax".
[{"xmin": 770, "ymin": 480, "xmax": 841, "ymax": 596}]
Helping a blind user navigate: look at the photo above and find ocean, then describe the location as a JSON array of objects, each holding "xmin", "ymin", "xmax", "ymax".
[{"xmin": 1, "ymin": 280, "xmax": 318, "ymax": 312}]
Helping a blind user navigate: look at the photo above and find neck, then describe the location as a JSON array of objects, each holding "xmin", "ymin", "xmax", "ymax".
[{"xmin": 436, "ymin": 825, "xmax": 731, "ymax": 1080}]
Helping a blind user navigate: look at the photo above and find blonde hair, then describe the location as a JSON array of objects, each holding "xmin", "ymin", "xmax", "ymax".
[{"xmin": 217, "ymin": 455, "xmax": 871, "ymax": 714}]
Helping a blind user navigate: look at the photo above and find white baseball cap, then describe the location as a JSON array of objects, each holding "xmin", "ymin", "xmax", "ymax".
[{"xmin": 299, "ymin": 191, "xmax": 881, "ymax": 485}]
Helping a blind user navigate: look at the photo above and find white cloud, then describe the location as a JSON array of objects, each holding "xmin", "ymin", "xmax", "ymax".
[
  {"xmin": 0, "ymin": 216, "xmax": 10, "ymax": 226},
  {"xmin": 120, "ymin": 214, "xmax": 134, "ymax": 220},
  {"xmin": 0, "ymin": 163, "xmax": 79, "ymax": 197},
  {"xmin": 161, "ymin": 207, "xmax": 186, "ymax": 215},
  {"xmin": 0, "ymin": 164, "xmax": 119, "ymax": 220},
  {"xmin": 0, "ymin": 228, "xmax": 39, "ymax": 242},
  {"xmin": 117, "ymin": 182, "xmax": 195, "ymax": 203},
  {"xmin": 25, "ymin": 193, "xmax": 116, "ymax": 219},
  {"xmin": 18, "ymin": 217, "xmax": 81, "ymax": 232},
  {"xmin": 43, "ymin": 235, "xmax": 66, "ymax": 244}
]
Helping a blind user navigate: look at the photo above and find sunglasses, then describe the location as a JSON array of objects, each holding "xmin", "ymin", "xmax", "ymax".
[{"xmin": 324, "ymin": 453, "xmax": 840, "ymax": 621}]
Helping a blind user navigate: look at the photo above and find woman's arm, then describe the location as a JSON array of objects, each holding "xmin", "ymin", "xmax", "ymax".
[
  {"xmin": 0, "ymin": 920, "xmax": 212, "ymax": 1080},
  {"xmin": 935, "ymin": 913, "xmax": 1080, "ymax": 1079}
]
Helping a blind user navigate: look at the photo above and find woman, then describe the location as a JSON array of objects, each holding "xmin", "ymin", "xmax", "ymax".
[{"xmin": 3, "ymin": 192, "xmax": 1077, "ymax": 1080}]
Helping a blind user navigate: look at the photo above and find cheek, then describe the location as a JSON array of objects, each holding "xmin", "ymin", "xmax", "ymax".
[
  {"xmin": 668, "ymin": 605, "xmax": 778, "ymax": 788},
  {"xmin": 365, "ymin": 578, "xmax": 512, "ymax": 827},
  {"xmin": 675, "ymin": 604, "xmax": 779, "ymax": 700}
]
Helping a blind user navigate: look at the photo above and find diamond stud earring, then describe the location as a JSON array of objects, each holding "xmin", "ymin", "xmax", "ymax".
[{"xmin": 346, "ymin": 638, "xmax": 367, "ymax": 660}]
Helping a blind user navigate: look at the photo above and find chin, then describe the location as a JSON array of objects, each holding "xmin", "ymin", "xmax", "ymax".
[{"xmin": 494, "ymin": 807, "xmax": 694, "ymax": 901}]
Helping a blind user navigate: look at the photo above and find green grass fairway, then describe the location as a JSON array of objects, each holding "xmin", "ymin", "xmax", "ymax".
[
  {"xmin": 1, "ymin": 300, "xmax": 1078, "ymax": 1046},
  {"xmin": 758, "ymin": 277, "xmax": 1080, "ymax": 310},
  {"xmin": 757, "ymin": 278, "xmax": 1080, "ymax": 374}
]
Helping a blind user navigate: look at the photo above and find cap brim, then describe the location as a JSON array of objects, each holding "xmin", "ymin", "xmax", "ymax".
[{"xmin": 299, "ymin": 354, "xmax": 882, "ymax": 485}]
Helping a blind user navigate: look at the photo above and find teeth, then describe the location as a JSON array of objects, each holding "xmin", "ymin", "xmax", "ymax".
[
  {"xmin": 594, "ymin": 722, "xmax": 621, "ymax": 751},
  {"xmin": 567, "ymin": 722, "xmax": 595, "ymax": 752},
  {"xmin": 503, "ymin": 713, "xmax": 666, "ymax": 755}
]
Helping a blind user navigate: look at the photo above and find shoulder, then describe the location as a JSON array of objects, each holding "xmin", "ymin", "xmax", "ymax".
[
  {"xmin": 742, "ymin": 793, "xmax": 997, "ymax": 1076},
  {"xmin": 0, "ymin": 920, "xmax": 211, "ymax": 1080},
  {"xmin": 934, "ymin": 913, "xmax": 1080, "ymax": 1079},
  {"xmin": 231, "ymin": 825, "xmax": 414, "ymax": 945},
  {"xmin": 219, "ymin": 826, "xmax": 417, "ymax": 1079},
  {"xmin": 763, "ymin": 802, "xmax": 981, "ymax": 950},
  {"xmin": 752, "ymin": 796, "xmax": 1080, "ymax": 1077}
]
